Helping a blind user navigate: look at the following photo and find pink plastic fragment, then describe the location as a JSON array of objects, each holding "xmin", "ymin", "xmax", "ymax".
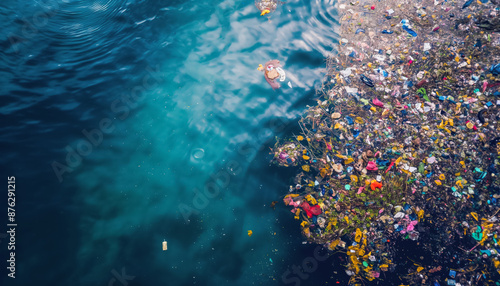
[
  {"xmin": 366, "ymin": 161, "xmax": 378, "ymax": 171},
  {"xmin": 372, "ymin": 98, "xmax": 384, "ymax": 107},
  {"xmin": 357, "ymin": 187, "xmax": 365, "ymax": 194}
]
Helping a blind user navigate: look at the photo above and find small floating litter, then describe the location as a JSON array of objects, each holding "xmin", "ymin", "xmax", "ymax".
[
  {"xmin": 276, "ymin": 67, "xmax": 286, "ymax": 82},
  {"xmin": 162, "ymin": 240, "xmax": 168, "ymax": 251}
]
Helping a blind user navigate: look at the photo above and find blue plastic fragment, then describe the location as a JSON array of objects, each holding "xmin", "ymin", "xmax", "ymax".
[
  {"xmin": 407, "ymin": 81, "xmax": 413, "ymax": 87},
  {"xmin": 449, "ymin": 270, "xmax": 456, "ymax": 278},
  {"xmin": 486, "ymin": 102, "xmax": 493, "ymax": 107},
  {"xmin": 490, "ymin": 63, "xmax": 500, "ymax": 75},
  {"xmin": 349, "ymin": 51, "xmax": 356, "ymax": 58},
  {"xmin": 489, "ymin": 164, "xmax": 497, "ymax": 174},
  {"xmin": 475, "ymin": 39, "xmax": 482, "ymax": 48},
  {"xmin": 402, "ymin": 25, "xmax": 417, "ymax": 37},
  {"xmin": 345, "ymin": 116, "xmax": 354, "ymax": 125},
  {"xmin": 462, "ymin": 0, "xmax": 474, "ymax": 9},
  {"xmin": 439, "ymin": 96, "xmax": 446, "ymax": 101},
  {"xmin": 355, "ymin": 28, "xmax": 365, "ymax": 34},
  {"xmin": 480, "ymin": 250, "xmax": 491, "ymax": 256},
  {"xmin": 382, "ymin": 30, "xmax": 394, "ymax": 34},
  {"xmin": 376, "ymin": 159, "xmax": 389, "ymax": 166}
]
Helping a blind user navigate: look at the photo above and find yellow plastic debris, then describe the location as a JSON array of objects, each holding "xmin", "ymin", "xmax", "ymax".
[
  {"xmin": 417, "ymin": 209, "xmax": 424, "ymax": 221},
  {"xmin": 345, "ymin": 216, "xmax": 349, "ymax": 224},
  {"xmin": 435, "ymin": 180, "xmax": 442, "ymax": 186},
  {"xmin": 320, "ymin": 168, "xmax": 328, "ymax": 178},
  {"xmin": 439, "ymin": 174, "xmax": 446, "ymax": 180},
  {"xmin": 329, "ymin": 239, "xmax": 340, "ymax": 250},
  {"xmin": 344, "ymin": 158, "xmax": 354, "ymax": 164},
  {"xmin": 334, "ymin": 123, "xmax": 342, "ymax": 129},
  {"xmin": 300, "ymin": 221, "xmax": 308, "ymax": 228},
  {"xmin": 355, "ymin": 228, "xmax": 362, "ymax": 243},
  {"xmin": 305, "ymin": 194, "xmax": 317, "ymax": 205},
  {"xmin": 303, "ymin": 155, "xmax": 310, "ymax": 160},
  {"xmin": 302, "ymin": 165, "xmax": 310, "ymax": 172},
  {"xmin": 297, "ymin": 135, "xmax": 304, "ymax": 141},
  {"xmin": 466, "ymin": 122, "xmax": 474, "ymax": 129},
  {"xmin": 335, "ymin": 154, "xmax": 348, "ymax": 159},
  {"xmin": 350, "ymin": 175, "xmax": 358, "ymax": 183},
  {"xmin": 471, "ymin": 212, "xmax": 479, "ymax": 221},
  {"xmin": 417, "ymin": 267, "xmax": 424, "ymax": 272},
  {"xmin": 260, "ymin": 9, "xmax": 270, "ymax": 16},
  {"xmin": 355, "ymin": 117, "xmax": 364, "ymax": 124},
  {"xmin": 247, "ymin": 230, "xmax": 253, "ymax": 237}
]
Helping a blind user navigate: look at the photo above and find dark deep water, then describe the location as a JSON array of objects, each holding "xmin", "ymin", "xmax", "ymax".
[{"xmin": 0, "ymin": 0, "xmax": 426, "ymax": 285}]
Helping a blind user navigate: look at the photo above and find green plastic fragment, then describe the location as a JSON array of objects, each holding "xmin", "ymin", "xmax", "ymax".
[{"xmin": 418, "ymin": 162, "xmax": 425, "ymax": 174}]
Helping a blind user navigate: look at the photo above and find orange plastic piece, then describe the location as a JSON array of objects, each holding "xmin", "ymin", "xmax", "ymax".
[{"xmin": 370, "ymin": 180, "xmax": 383, "ymax": 190}]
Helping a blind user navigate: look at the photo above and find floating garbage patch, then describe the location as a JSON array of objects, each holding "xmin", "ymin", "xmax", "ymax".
[{"xmin": 272, "ymin": 0, "xmax": 500, "ymax": 284}]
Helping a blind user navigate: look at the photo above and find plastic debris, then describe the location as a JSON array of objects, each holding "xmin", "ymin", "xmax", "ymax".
[{"xmin": 271, "ymin": 0, "xmax": 500, "ymax": 283}]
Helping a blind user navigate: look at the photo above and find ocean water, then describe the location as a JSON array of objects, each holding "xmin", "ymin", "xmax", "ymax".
[{"xmin": 0, "ymin": 0, "xmax": 345, "ymax": 285}]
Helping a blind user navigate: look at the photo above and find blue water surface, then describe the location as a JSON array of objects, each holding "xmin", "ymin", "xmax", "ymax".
[{"xmin": 0, "ymin": 0, "xmax": 342, "ymax": 285}]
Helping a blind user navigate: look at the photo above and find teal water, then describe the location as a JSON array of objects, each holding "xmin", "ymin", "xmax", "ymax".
[{"xmin": 1, "ymin": 0, "xmax": 340, "ymax": 285}]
